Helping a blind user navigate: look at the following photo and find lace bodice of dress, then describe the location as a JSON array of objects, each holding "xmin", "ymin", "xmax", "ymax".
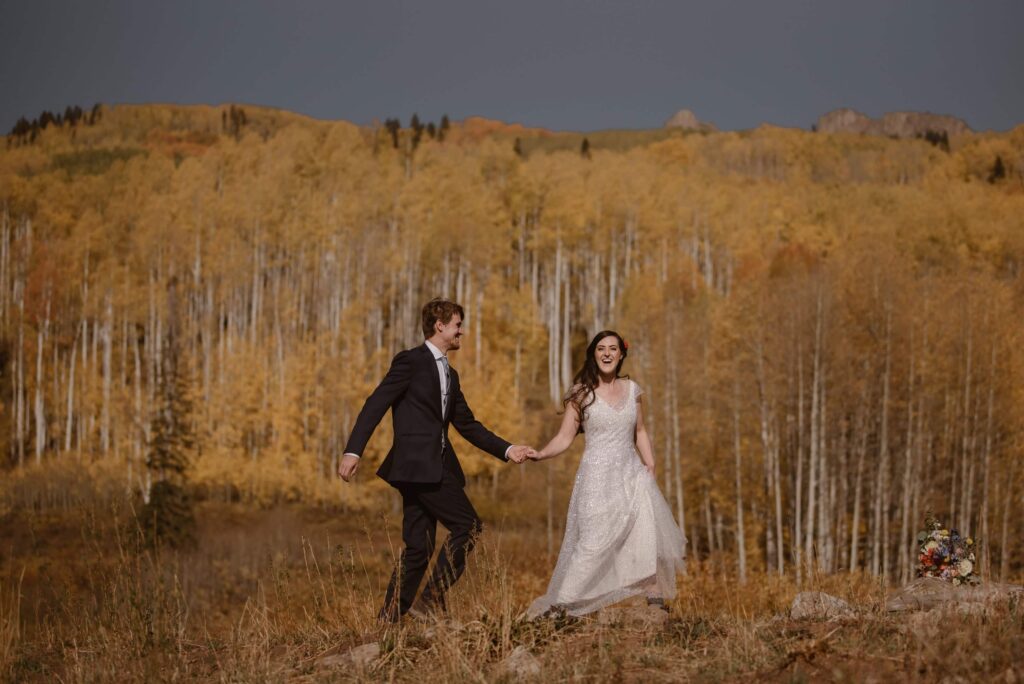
[{"xmin": 582, "ymin": 379, "xmax": 641, "ymax": 457}]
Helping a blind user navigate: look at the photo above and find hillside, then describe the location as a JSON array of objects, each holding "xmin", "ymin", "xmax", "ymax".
[{"xmin": 1, "ymin": 101, "xmax": 1023, "ymax": 567}]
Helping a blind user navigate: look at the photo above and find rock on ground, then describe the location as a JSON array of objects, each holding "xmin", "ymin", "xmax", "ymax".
[
  {"xmin": 495, "ymin": 645, "xmax": 541, "ymax": 679},
  {"xmin": 789, "ymin": 591, "xmax": 855, "ymax": 620},
  {"xmin": 886, "ymin": 577, "xmax": 1024, "ymax": 613},
  {"xmin": 316, "ymin": 642, "xmax": 380, "ymax": 669}
]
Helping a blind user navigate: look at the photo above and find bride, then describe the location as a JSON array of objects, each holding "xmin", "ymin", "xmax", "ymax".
[{"xmin": 527, "ymin": 330, "xmax": 686, "ymax": 618}]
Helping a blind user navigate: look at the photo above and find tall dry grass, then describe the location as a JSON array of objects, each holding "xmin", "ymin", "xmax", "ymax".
[{"xmin": 0, "ymin": 496, "xmax": 1021, "ymax": 682}]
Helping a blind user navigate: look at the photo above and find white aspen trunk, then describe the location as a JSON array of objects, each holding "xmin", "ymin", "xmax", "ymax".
[
  {"xmin": 671, "ymin": 357, "xmax": 685, "ymax": 568},
  {"xmin": 689, "ymin": 227, "xmax": 699, "ymax": 292},
  {"xmin": 871, "ymin": 306, "xmax": 892, "ymax": 576},
  {"xmin": 964, "ymin": 388, "xmax": 979, "ymax": 535},
  {"xmin": 250, "ymin": 230, "xmax": 261, "ymax": 347},
  {"xmin": 999, "ymin": 457, "xmax": 1014, "ymax": 581},
  {"xmin": 0, "ymin": 205, "xmax": 8, "ymax": 329},
  {"xmin": 518, "ymin": 212, "xmax": 527, "ymax": 289},
  {"xmin": 942, "ymin": 387, "xmax": 955, "ymax": 520},
  {"xmin": 805, "ymin": 291, "xmax": 823, "ymax": 571},
  {"xmin": 52, "ymin": 339, "xmax": 60, "ymax": 458},
  {"xmin": 561, "ymin": 262, "xmax": 572, "ymax": 391},
  {"xmin": 910, "ymin": 398, "xmax": 927, "ymax": 571},
  {"xmin": 772, "ymin": 420, "xmax": 785, "ymax": 575},
  {"xmin": 794, "ymin": 336, "xmax": 804, "ymax": 583},
  {"xmin": 33, "ymin": 299, "xmax": 49, "ymax": 464},
  {"xmin": 549, "ymin": 243, "xmax": 562, "ymax": 402},
  {"xmin": 817, "ymin": 365, "xmax": 830, "ymax": 571},
  {"xmin": 546, "ymin": 463, "xmax": 555, "ymax": 561},
  {"xmin": 64, "ymin": 323, "xmax": 80, "ymax": 453},
  {"xmin": 979, "ymin": 341, "xmax": 996, "ymax": 578},
  {"xmin": 702, "ymin": 225, "xmax": 714, "ymax": 289},
  {"xmin": 898, "ymin": 338, "xmax": 917, "ymax": 583},
  {"xmin": 203, "ymin": 283, "xmax": 213, "ymax": 410},
  {"xmin": 623, "ymin": 212, "xmax": 634, "ymax": 283},
  {"xmin": 849, "ymin": 370, "xmax": 870, "ymax": 572},
  {"xmin": 476, "ymin": 284, "xmax": 484, "ymax": 372},
  {"xmin": 755, "ymin": 334, "xmax": 784, "ymax": 574},
  {"xmin": 608, "ymin": 229, "xmax": 617, "ymax": 312},
  {"xmin": 133, "ymin": 334, "xmax": 144, "ymax": 491},
  {"xmin": 531, "ymin": 227, "xmax": 540, "ymax": 306},
  {"xmin": 956, "ymin": 325, "xmax": 973, "ymax": 530},
  {"xmin": 703, "ymin": 488, "xmax": 715, "ymax": 556},
  {"xmin": 835, "ymin": 413, "xmax": 850, "ymax": 570},
  {"xmin": 514, "ymin": 339, "xmax": 521, "ymax": 403},
  {"xmin": 101, "ymin": 294, "xmax": 112, "ymax": 454},
  {"xmin": 14, "ymin": 263, "xmax": 25, "ymax": 467},
  {"xmin": 733, "ymin": 380, "xmax": 747, "ymax": 584}
]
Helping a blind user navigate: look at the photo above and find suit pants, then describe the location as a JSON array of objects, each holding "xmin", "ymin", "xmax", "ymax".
[{"xmin": 380, "ymin": 450, "xmax": 483, "ymax": 621}]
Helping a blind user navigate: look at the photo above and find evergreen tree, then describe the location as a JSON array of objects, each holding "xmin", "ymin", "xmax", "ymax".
[
  {"xmin": 922, "ymin": 129, "xmax": 950, "ymax": 152},
  {"xmin": 439, "ymin": 114, "xmax": 450, "ymax": 141},
  {"xmin": 385, "ymin": 118, "xmax": 401, "ymax": 148},
  {"xmin": 410, "ymin": 113, "xmax": 424, "ymax": 149},
  {"xmin": 140, "ymin": 278, "xmax": 196, "ymax": 548},
  {"xmin": 988, "ymin": 155, "xmax": 1006, "ymax": 183},
  {"xmin": 580, "ymin": 137, "xmax": 591, "ymax": 159}
]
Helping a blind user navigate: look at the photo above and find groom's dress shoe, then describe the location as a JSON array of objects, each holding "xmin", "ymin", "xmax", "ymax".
[
  {"xmin": 377, "ymin": 604, "xmax": 402, "ymax": 624},
  {"xmin": 405, "ymin": 606, "xmax": 433, "ymax": 623}
]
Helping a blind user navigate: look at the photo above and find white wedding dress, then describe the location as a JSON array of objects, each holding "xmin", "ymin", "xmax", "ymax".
[{"xmin": 528, "ymin": 380, "xmax": 686, "ymax": 617}]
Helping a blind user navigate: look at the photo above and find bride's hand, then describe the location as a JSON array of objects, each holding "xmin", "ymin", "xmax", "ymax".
[{"xmin": 644, "ymin": 462, "xmax": 655, "ymax": 476}]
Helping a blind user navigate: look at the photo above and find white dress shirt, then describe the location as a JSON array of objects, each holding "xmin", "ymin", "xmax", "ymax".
[{"xmin": 424, "ymin": 340, "xmax": 451, "ymax": 415}]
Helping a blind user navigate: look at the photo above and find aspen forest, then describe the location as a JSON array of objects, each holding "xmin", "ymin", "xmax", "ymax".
[{"xmin": 2, "ymin": 104, "xmax": 1024, "ymax": 680}]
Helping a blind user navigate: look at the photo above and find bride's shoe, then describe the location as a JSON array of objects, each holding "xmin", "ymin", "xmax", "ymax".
[{"xmin": 646, "ymin": 597, "xmax": 669, "ymax": 613}]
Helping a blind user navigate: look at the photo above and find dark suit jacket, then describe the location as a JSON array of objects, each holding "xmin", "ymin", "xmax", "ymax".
[{"xmin": 343, "ymin": 343, "xmax": 511, "ymax": 486}]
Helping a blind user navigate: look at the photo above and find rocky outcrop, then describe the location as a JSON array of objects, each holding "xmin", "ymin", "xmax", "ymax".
[
  {"xmin": 316, "ymin": 642, "xmax": 380, "ymax": 670},
  {"xmin": 494, "ymin": 646, "xmax": 541, "ymax": 678},
  {"xmin": 789, "ymin": 592, "xmax": 855, "ymax": 620},
  {"xmin": 664, "ymin": 109, "xmax": 718, "ymax": 133},
  {"xmin": 816, "ymin": 108, "xmax": 971, "ymax": 138},
  {"xmin": 886, "ymin": 577, "xmax": 1024, "ymax": 612}
]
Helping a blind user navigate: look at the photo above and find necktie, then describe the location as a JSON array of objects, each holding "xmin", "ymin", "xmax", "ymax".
[{"xmin": 440, "ymin": 356, "xmax": 451, "ymax": 413}]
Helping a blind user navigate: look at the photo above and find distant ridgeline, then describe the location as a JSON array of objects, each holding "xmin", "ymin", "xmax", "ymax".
[{"xmin": 0, "ymin": 102, "xmax": 1023, "ymax": 581}]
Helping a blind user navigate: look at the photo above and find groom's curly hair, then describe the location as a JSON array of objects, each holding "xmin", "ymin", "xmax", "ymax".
[
  {"xmin": 564, "ymin": 330, "xmax": 629, "ymax": 430},
  {"xmin": 422, "ymin": 298, "xmax": 465, "ymax": 338}
]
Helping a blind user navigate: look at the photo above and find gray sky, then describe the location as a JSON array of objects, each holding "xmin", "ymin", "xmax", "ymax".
[{"xmin": 2, "ymin": 0, "xmax": 1022, "ymax": 133}]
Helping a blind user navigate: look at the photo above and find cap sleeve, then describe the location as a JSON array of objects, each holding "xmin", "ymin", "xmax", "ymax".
[{"xmin": 633, "ymin": 380, "xmax": 643, "ymax": 401}]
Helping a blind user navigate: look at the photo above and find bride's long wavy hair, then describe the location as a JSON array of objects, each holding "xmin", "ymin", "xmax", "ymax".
[{"xmin": 563, "ymin": 330, "xmax": 629, "ymax": 427}]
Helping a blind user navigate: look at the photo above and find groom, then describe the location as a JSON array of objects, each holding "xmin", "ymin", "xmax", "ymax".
[{"xmin": 338, "ymin": 298, "xmax": 532, "ymax": 622}]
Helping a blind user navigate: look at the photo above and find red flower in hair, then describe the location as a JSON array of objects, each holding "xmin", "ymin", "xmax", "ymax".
[{"xmin": 622, "ymin": 340, "xmax": 630, "ymax": 350}]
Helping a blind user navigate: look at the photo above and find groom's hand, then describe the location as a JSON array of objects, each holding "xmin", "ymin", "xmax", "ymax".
[
  {"xmin": 338, "ymin": 454, "xmax": 360, "ymax": 482},
  {"xmin": 507, "ymin": 445, "xmax": 530, "ymax": 463}
]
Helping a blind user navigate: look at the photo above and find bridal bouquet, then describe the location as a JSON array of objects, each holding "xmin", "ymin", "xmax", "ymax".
[{"xmin": 916, "ymin": 516, "xmax": 980, "ymax": 586}]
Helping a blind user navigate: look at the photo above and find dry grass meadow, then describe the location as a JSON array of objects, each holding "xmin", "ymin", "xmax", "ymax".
[{"xmin": 1, "ymin": 468, "xmax": 1022, "ymax": 683}]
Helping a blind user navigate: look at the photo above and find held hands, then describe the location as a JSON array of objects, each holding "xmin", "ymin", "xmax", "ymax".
[{"xmin": 507, "ymin": 445, "xmax": 538, "ymax": 464}]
